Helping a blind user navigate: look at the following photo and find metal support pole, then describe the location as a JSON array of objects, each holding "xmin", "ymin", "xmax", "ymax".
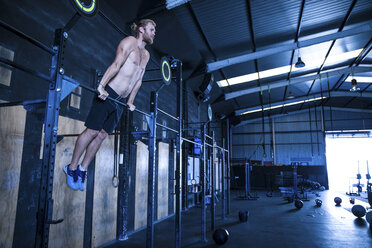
[
  {"xmin": 314, "ymin": 106, "xmax": 320, "ymax": 155},
  {"xmin": 175, "ymin": 60, "xmax": 183, "ymax": 248},
  {"xmin": 245, "ymin": 158, "xmax": 249, "ymax": 198},
  {"xmin": 308, "ymin": 106, "xmax": 314, "ymax": 157},
  {"xmin": 226, "ymin": 119, "xmax": 230, "ymax": 214},
  {"xmin": 182, "ymin": 70, "xmax": 188, "ymax": 211},
  {"xmin": 200, "ymin": 125, "xmax": 207, "ymax": 242},
  {"xmin": 83, "ymin": 72, "xmax": 100, "ymax": 248},
  {"xmin": 211, "ymin": 131, "xmax": 215, "ymax": 231},
  {"xmin": 182, "ymin": 146, "xmax": 188, "ymax": 210},
  {"xmin": 320, "ymin": 105, "xmax": 329, "ymax": 188},
  {"xmin": 117, "ymin": 109, "xmax": 132, "ymax": 241},
  {"xmin": 35, "ymin": 28, "xmax": 65, "ymax": 248},
  {"xmin": 182, "ymin": 137, "xmax": 188, "ymax": 210},
  {"xmin": 293, "ymin": 163, "xmax": 298, "ymax": 198},
  {"xmin": 146, "ymin": 91, "xmax": 157, "ymax": 248},
  {"xmin": 221, "ymin": 139, "xmax": 225, "ymax": 219},
  {"xmin": 272, "ymin": 119, "xmax": 276, "ymax": 164}
]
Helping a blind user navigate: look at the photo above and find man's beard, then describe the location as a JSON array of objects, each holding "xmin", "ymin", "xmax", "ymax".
[{"xmin": 143, "ymin": 33, "xmax": 153, "ymax": 45}]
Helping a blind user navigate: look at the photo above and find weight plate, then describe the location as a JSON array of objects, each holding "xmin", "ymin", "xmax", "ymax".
[
  {"xmin": 70, "ymin": 0, "xmax": 98, "ymax": 17},
  {"xmin": 161, "ymin": 57, "xmax": 172, "ymax": 85}
]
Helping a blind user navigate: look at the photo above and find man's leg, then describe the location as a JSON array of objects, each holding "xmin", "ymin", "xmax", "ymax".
[
  {"xmin": 69, "ymin": 128, "xmax": 100, "ymax": 170},
  {"xmin": 80, "ymin": 129, "xmax": 108, "ymax": 170},
  {"xmin": 64, "ymin": 128, "xmax": 99, "ymax": 190},
  {"xmin": 76, "ymin": 129, "xmax": 108, "ymax": 191}
]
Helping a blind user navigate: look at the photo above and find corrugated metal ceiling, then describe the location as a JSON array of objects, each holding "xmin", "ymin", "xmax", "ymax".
[{"xmin": 144, "ymin": 0, "xmax": 372, "ymax": 124}]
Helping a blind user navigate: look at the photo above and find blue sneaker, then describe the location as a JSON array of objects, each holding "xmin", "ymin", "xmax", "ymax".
[
  {"xmin": 77, "ymin": 165, "xmax": 87, "ymax": 191},
  {"xmin": 63, "ymin": 165, "xmax": 79, "ymax": 190}
]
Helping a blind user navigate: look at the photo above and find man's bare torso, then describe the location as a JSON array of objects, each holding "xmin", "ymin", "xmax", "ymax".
[{"xmin": 108, "ymin": 45, "xmax": 147, "ymax": 98}]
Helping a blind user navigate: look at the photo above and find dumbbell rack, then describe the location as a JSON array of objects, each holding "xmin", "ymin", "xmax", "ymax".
[{"xmin": 347, "ymin": 161, "xmax": 364, "ymax": 196}]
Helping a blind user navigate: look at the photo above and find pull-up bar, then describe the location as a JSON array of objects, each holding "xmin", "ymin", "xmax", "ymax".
[
  {"xmin": 215, "ymin": 144, "xmax": 229, "ymax": 153},
  {"xmin": 157, "ymin": 107, "xmax": 179, "ymax": 121},
  {"xmin": 182, "ymin": 137, "xmax": 202, "ymax": 147},
  {"xmin": 62, "ymin": 75, "xmax": 151, "ymax": 118},
  {"xmin": 205, "ymin": 134, "xmax": 213, "ymax": 140},
  {"xmin": 205, "ymin": 143, "xmax": 213, "ymax": 148},
  {"xmin": 156, "ymin": 122, "xmax": 179, "ymax": 134},
  {"xmin": 0, "ymin": 19, "xmax": 56, "ymax": 55}
]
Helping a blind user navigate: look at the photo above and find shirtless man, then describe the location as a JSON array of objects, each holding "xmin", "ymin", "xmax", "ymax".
[{"xmin": 64, "ymin": 19, "xmax": 156, "ymax": 191}]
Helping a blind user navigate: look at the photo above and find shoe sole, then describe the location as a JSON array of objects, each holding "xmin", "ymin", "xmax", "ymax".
[
  {"xmin": 78, "ymin": 176, "xmax": 85, "ymax": 191},
  {"xmin": 63, "ymin": 166, "xmax": 79, "ymax": 191},
  {"xmin": 77, "ymin": 166, "xmax": 86, "ymax": 191}
]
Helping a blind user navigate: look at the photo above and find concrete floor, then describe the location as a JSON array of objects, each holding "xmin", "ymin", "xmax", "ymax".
[{"xmin": 103, "ymin": 190, "xmax": 372, "ymax": 248}]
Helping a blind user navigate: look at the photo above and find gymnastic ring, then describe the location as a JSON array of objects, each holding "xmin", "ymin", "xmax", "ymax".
[
  {"xmin": 191, "ymin": 179, "xmax": 196, "ymax": 185},
  {"xmin": 70, "ymin": 0, "xmax": 99, "ymax": 17},
  {"xmin": 208, "ymin": 104, "xmax": 213, "ymax": 121},
  {"xmin": 112, "ymin": 176, "xmax": 119, "ymax": 187},
  {"xmin": 161, "ymin": 56, "xmax": 172, "ymax": 85}
]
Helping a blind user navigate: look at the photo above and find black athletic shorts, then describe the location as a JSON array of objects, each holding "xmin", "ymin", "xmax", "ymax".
[{"xmin": 85, "ymin": 85, "xmax": 125, "ymax": 134}]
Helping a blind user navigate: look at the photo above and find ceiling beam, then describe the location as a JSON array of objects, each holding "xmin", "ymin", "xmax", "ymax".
[
  {"xmin": 330, "ymin": 107, "xmax": 372, "ymax": 114},
  {"xmin": 186, "ymin": 2, "xmax": 238, "ymax": 106},
  {"xmin": 166, "ymin": 0, "xmax": 191, "ymax": 10},
  {"xmin": 302, "ymin": 0, "xmax": 357, "ymax": 101},
  {"xmin": 225, "ymin": 65, "xmax": 372, "ymax": 100},
  {"xmin": 235, "ymin": 106, "xmax": 372, "ymax": 127},
  {"xmin": 235, "ymin": 90, "xmax": 372, "ymax": 115},
  {"xmin": 283, "ymin": 0, "xmax": 306, "ymax": 103},
  {"xmin": 245, "ymin": 0, "xmax": 266, "ymax": 131},
  {"xmin": 206, "ymin": 22, "xmax": 372, "ymax": 72},
  {"xmin": 235, "ymin": 108, "xmax": 312, "ymax": 127}
]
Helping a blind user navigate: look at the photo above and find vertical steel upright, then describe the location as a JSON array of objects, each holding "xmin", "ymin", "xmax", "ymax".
[
  {"xmin": 182, "ymin": 80, "xmax": 188, "ymax": 211},
  {"xmin": 320, "ymin": 106, "xmax": 329, "ymax": 188},
  {"xmin": 117, "ymin": 108, "xmax": 131, "ymax": 241},
  {"xmin": 35, "ymin": 29, "xmax": 65, "ymax": 248},
  {"xmin": 200, "ymin": 125, "xmax": 207, "ymax": 242},
  {"xmin": 226, "ymin": 119, "xmax": 230, "ymax": 214},
  {"xmin": 245, "ymin": 159, "xmax": 250, "ymax": 198},
  {"xmin": 175, "ymin": 60, "xmax": 183, "ymax": 248},
  {"xmin": 221, "ymin": 138, "xmax": 225, "ymax": 219},
  {"xmin": 211, "ymin": 131, "xmax": 215, "ymax": 231},
  {"xmin": 293, "ymin": 163, "xmax": 298, "ymax": 197},
  {"xmin": 146, "ymin": 91, "xmax": 158, "ymax": 248},
  {"xmin": 182, "ymin": 150, "xmax": 188, "ymax": 210},
  {"xmin": 83, "ymin": 71, "xmax": 99, "ymax": 248}
]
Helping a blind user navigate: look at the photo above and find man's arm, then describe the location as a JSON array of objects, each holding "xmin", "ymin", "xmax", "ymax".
[
  {"xmin": 126, "ymin": 69, "xmax": 145, "ymax": 111},
  {"xmin": 127, "ymin": 51, "xmax": 150, "ymax": 111},
  {"xmin": 97, "ymin": 37, "xmax": 136, "ymax": 100}
]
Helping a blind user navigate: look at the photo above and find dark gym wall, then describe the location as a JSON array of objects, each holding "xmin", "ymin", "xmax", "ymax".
[
  {"xmin": 0, "ymin": 0, "xmax": 211, "ymax": 133},
  {"xmin": 0, "ymin": 0, "xmax": 189, "ymax": 121},
  {"xmin": 1, "ymin": 2, "xmax": 136, "ymax": 246},
  {"xmin": 0, "ymin": 0, "xmax": 213, "ymax": 246}
]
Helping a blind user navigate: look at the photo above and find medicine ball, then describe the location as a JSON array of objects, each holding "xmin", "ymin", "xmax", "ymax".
[
  {"xmin": 315, "ymin": 199, "xmax": 322, "ymax": 207},
  {"xmin": 351, "ymin": 205, "xmax": 366, "ymax": 218},
  {"xmin": 366, "ymin": 211, "xmax": 372, "ymax": 224},
  {"xmin": 238, "ymin": 210, "xmax": 249, "ymax": 222},
  {"xmin": 212, "ymin": 228, "xmax": 229, "ymax": 245},
  {"xmin": 295, "ymin": 199, "xmax": 304, "ymax": 209},
  {"xmin": 334, "ymin": 197, "xmax": 342, "ymax": 205}
]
